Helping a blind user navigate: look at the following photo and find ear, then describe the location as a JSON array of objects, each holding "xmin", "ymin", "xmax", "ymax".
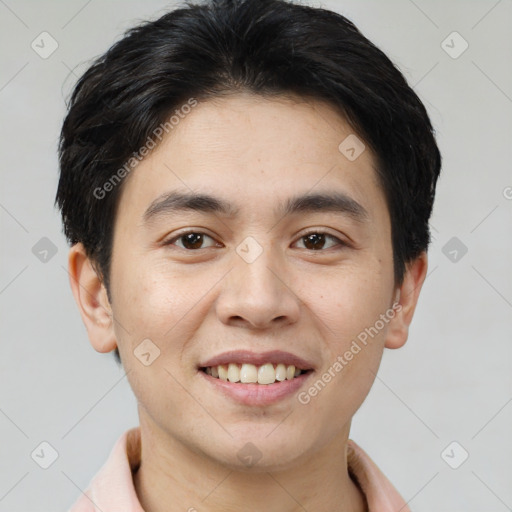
[
  {"xmin": 67, "ymin": 243, "xmax": 118, "ymax": 353},
  {"xmin": 385, "ymin": 251, "xmax": 428, "ymax": 349}
]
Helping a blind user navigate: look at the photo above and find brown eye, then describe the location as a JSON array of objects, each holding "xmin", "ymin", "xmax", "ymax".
[
  {"xmin": 295, "ymin": 231, "xmax": 345, "ymax": 251},
  {"xmin": 165, "ymin": 231, "xmax": 218, "ymax": 250}
]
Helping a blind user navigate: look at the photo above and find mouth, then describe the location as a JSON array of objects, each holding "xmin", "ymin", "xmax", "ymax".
[
  {"xmin": 197, "ymin": 350, "xmax": 316, "ymax": 406},
  {"xmin": 199, "ymin": 363, "xmax": 314, "ymax": 385}
]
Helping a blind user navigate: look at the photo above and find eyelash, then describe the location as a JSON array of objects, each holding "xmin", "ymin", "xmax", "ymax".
[{"xmin": 162, "ymin": 229, "xmax": 347, "ymax": 252}]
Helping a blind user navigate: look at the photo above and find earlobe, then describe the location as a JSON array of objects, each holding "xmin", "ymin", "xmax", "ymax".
[
  {"xmin": 385, "ymin": 251, "xmax": 428, "ymax": 349},
  {"xmin": 67, "ymin": 243, "xmax": 118, "ymax": 354}
]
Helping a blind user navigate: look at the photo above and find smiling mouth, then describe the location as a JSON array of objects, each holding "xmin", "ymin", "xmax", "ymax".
[{"xmin": 199, "ymin": 363, "xmax": 313, "ymax": 385}]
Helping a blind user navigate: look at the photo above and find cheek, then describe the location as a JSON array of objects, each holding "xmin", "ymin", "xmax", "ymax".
[
  {"xmin": 320, "ymin": 256, "xmax": 394, "ymax": 408},
  {"xmin": 111, "ymin": 259, "xmax": 192, "ymax": 356},
  {"xmin": 308, "ymin": 260, "xmax": 393, "ymax": 350},
  {"xmin": 298, "ymin": 266, "xmax": 392, "ymax": 429},
  {"xmin": 111, "ymin": 264, "xmax": 199, "ymax": 409}
]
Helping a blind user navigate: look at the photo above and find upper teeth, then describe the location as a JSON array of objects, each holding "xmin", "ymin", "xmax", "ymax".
[{"xmin": 204, "ymin": 363, "xmax": 303, "ymax": 384}]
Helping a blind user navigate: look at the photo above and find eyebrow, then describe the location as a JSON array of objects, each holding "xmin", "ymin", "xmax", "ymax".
[{"xmin": 142, "ymin": 190, "xmax": 370, "ymax": 225}]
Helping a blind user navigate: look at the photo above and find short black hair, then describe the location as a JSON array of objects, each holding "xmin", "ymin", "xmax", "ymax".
[{"xmin": 56, "ymin": 0, "xmax": 442, "ymax": 366}]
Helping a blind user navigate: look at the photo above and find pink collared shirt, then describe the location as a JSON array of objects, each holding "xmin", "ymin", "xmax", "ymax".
[{"xmin": 68, "ymin": 426, "xmax": 411, "ymax": 512}]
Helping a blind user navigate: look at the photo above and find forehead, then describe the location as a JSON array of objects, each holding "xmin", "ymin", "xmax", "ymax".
[{"xmin": 116, "ymin": 93, "xmax": 386, "ymax": 226}]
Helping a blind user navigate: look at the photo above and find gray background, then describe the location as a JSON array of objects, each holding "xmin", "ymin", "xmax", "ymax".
[{"xmin": 1, "ymin": 0, "xmax": 511, "ymax": 510}]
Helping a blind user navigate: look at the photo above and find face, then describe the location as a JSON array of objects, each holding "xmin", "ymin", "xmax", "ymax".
[{"xmin": 104, "ymin": 93, "xmax": 401, "ymax": 470}]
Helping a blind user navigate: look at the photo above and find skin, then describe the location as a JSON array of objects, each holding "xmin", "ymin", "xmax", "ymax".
[{"xmin": 68, "ymin": 92, "xmax": 428, "ymax": 512}]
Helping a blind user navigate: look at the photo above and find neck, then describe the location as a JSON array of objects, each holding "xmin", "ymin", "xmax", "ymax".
[{"xmin": 133, "ymin": 415, "xmax": 367, "ymax": 512}]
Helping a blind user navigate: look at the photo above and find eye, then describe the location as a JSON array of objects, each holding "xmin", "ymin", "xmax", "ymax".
[
  {"xmin": 163, "ymin": 229, "xmax": 347, "ymax": 252},
  {"xmin": 294, "ymin": 230, "xmax": 346, "ymax": 251},
  {"xmin": 163, "ymin": 231, "xmax": 221, "ymax": 250}
]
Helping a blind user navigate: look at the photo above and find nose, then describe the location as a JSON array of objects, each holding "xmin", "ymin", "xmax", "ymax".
[{"xmin": 215, "ymin": 241, "xmax": 301, "ymax": 330}]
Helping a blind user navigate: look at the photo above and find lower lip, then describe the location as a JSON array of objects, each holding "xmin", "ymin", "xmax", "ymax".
[{"xmin": 198, "ymin": 369, "xmax": 314, "ymax": 406}]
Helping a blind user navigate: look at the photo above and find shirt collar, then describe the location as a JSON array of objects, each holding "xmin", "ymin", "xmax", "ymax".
[{"xmin": 69, "ymin": 427, "xmax": 410, "ymax": 512}]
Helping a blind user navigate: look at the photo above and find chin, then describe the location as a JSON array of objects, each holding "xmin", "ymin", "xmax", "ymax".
[{"xmin": 203, "ymin": 430, "xmax": 311, "ymax": 473}]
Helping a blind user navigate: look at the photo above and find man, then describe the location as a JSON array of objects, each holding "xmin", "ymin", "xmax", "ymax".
[{"xmin": 56, "ymin": 0, "xmax": 441, "ymax": 510}]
